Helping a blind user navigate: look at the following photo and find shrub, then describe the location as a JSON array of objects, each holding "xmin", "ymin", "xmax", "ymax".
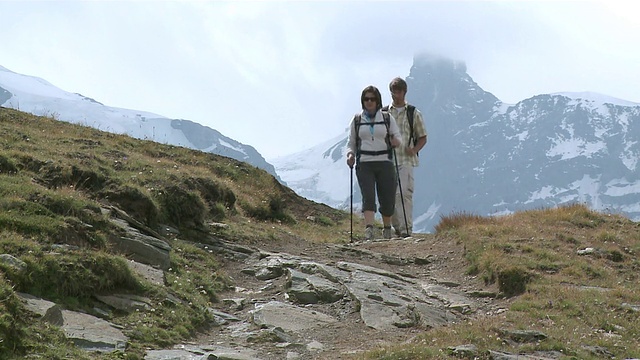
[
  {"xmin": 317, "ymin": 216, "xmax": 334, "ymax": 226},
  {"xmin": 497, "ymin": 266, "xmax": 531, "ymax": 297},
  {"xmin": 0, "ymin": 274, "xmax": 28, "ymax": 357},
  {"xmin": 0, "ymin": 154, "xmax": 18, "ymax": 174},
  {"xmin": 156, "ymin": 184, "xmax": 206, "ymax": 230},
  {"xmin": 2, "ymin": 252, "xmax": 142, "ymax": 304},
  {"xmin": 243, "ymin": 196, "xmax": 295, "ymax": 224},
  {"xmin": 567, "ymin": 206, "xmax": 605, "ymax": 228},
  {"xmin": 607, "ymin": 250, "xmax": 624, "ymax": 262},
  {"xmin": 0, "ymin": 198, "xmax": 61, "ymax": 235},
  {"xmin": 209, "ymin": 202, "xmax": 226, "ymax": 221},
  {"xmin": 435, "ymin": 211, "xmax": 490, "ymax": 233},
  {"xmin": 180, "ymin": 177, "xmax": 237, "ymax": 222},
  {"xmin": 184, "ymin": 177, "xmax": 236, "ymax": 209},
  {"xmin": 99, "ymin": 184, "xmax": 159, "ymax": 227},
  {"xmin": 35, "ymin": 162, "xmax": 109, "ymax": 191}
]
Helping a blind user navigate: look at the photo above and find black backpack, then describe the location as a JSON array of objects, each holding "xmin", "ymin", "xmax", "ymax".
[
  {"xmin": 382, "ymin": 104, "xmax": 417, "ymax": 148},
  {"xmin": 354, "ymin": 111, "xmax": 392, "ymax": 161}
]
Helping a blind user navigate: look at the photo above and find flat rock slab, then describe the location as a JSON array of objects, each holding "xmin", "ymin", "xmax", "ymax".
[
  {"xmin": 145, "ymin": 345, "xmax": 263, "ymax": 360},
  {"xmin": 126, "ymin": 260, "xmax": 165, "ymax": 286},
  {"xmin": 17, "ymin": 292, "xmax": 56, "ymax": 316},
  {"xmin": 17, "ymin": 292, "xmax": 127, "ymax": 352},
  {"xmin": 61, "ymin": 309, "xmax": 128, "ymax": 352},
  {"xmin": 144, "ymin": 349, "xmax": 202, "ymax": 360},
  {"xmin": 250, "ymin": 301, "xmax": 337, "ymax": 331}
]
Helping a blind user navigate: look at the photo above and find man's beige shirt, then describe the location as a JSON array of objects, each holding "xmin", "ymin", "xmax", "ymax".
[{"xmin": 388, "ymin": 103, "xmax": 427, "ymax": 167}]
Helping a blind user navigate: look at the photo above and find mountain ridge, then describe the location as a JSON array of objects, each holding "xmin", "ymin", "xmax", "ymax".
[
  {"xmin": 273, "ymin": 54, "xmax": 640, "ymax": 233},
  {"xmin": 0, "ymin": 65, "xmax": 283, "ymax": 183},
  {"xmin": 4, "ymin": 59, "xmax": 640, "ymax": 234}
]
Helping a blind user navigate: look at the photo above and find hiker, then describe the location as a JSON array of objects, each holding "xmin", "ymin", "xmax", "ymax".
[
  {"xmin": 346, "ymin": 85, "xmax": 402, "ymax": 240},
  {"xmin": 386, "ymin": 77, "xmax": 427, "ymax": 237}
]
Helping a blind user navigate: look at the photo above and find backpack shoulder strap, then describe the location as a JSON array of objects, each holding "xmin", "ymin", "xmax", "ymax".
[
  {"xmin": 354, "ymin": 113, "xmax": 362, "ymax": 146},
  {"xmin": 381, "ymin": 111, "xmax": 390, "ymax": 125},
  {"xmin": 381, "ymin": 111, "xmax": 391, "ymax": 138},
  {"xmin": 382, "ymin": 111, "xmax": 392, "ymax": 159},
  {"xmin": 406, "ymin": 104, "xmax": 416, "ymax": 146},
  {"xmin": 407, "ymin": 104, "xmax": 415, "ymax": 122},
  {"xmin": 354, "ymin": 114, "xmax": 363, "ymax": 129},
  {"xmin": 406, "ymin": 105, "xmax": 415, "ymax": 129}
]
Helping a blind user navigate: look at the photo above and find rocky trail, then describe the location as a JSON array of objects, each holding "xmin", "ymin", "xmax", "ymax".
[
  {"xmin": 13, "ymin": 209, "xmax": 635, "ymax": 360},
  {"xmin": 143, "ymin": 234, "xmax": 505, "ymax": 360}
]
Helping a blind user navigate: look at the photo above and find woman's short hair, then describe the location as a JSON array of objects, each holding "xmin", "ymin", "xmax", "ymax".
[{"xmin": 360, "ymin": 85, "xmax": 383, "ymax": 111}]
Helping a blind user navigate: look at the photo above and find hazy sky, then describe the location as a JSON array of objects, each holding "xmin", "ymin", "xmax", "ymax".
[{"xmin": 2, "ymin": 1, "xmax": 639, "ymax": 159}]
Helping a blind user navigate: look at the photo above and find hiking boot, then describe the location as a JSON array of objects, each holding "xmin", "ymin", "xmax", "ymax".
[
  {"xmin": 382, "ymin": 227, "xmax": 392, "ymax": 239},
  {"xmin": 364, "ymin": 226, "xmax": 375, "ymax": 241},
  {"xmin": 395, "ymin": 227, "xmax": 410, "ymax": 238}
]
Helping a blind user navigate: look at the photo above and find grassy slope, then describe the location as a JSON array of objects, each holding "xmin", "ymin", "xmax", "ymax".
[
  {"xmin": 362, "ymin": 206, "xmax": 640, "ymax": 359},
  {"xmin": 0, "ymin": 107, "xmax": 348, "ymax": 359}
]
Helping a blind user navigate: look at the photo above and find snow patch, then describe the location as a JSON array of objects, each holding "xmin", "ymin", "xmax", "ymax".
[
  {"xmin": 525, "ymin": 175, "xmax": 600, "ymax": 205},
  {"xmin": 552, "ymin": 91, "xmax": 639, "ymax": 107},
  {"xmin": 546, "ymin": 137, "xmax": 606, "ymax": 160},
  {"xmin": 490, "ymin": 209, "xmax": 514, "ymax": 217},
  {"xmin": 219, "ymin": 139, "xmax": 247, "ymax": 156},
  {"xmin": 413, "ymin": 202, "xmax": 441, "ymax": 233},
  {"xmin": 620, "ymin": 141, "xmax": 638, "ymax": 171},
  {"xmin": 604, "ymin": 178, "xmax": 640, "ymax": 197}
]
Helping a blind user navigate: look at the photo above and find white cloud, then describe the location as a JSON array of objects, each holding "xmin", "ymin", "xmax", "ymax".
[{"xmin": 1, "ymin": 0, "xmax": 638, "ymax": 159}]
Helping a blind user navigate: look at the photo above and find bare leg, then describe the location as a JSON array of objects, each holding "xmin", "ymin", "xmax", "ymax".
[{"xmin": 364, "ymin": 210, "xmax": 375, "ymax": 226}]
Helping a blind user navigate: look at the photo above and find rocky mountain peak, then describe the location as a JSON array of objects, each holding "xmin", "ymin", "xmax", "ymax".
[
  {"xmin": 407, "ymin": 53, "xmax": 499, "ymax": 125},
  {"xmin": 274, "ymin": 54, "xmax": 640, "ymax": 233},
  {"xmin": 411, "ymin": 53, "xmax": 468, "ymax": 77}
]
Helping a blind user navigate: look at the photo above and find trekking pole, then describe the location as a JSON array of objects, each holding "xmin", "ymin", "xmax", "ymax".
[
  {"xmin": 350, "ymin": 165, "xmax": 354, "ymax": 242},
  {"xmin": 393, "ymin": 149, "xmax": 409, "ymax": 236}
]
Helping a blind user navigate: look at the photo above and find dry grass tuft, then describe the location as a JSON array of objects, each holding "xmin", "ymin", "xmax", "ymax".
[{"xmin": 364, "ymin": 203, "xmax": 640, "ymax": 359}]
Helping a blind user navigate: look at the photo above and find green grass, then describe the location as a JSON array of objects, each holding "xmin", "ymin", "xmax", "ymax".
[
  {"xmin": 356, "ymin": 204, "xmax": 640, "ymax": 359},
  {"xmin": 0, "ymin": 107, "xmax": 349, "ymax": 359}
]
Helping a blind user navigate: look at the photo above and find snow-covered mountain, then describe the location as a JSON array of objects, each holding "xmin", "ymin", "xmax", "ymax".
[
  {"xmin": 273, "ymin": 54, "xmax": 640, "ymax": 233},
  {"xmin": 0, "ymin": 65, "xmax": 282, "ymax": 182},
  {"xmin": 271, "ymin": 131, "xmax": 352, "ymax": 210}
]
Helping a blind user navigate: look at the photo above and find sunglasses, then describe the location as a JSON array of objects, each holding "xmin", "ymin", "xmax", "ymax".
[{"xmin": 363, "ymin": 97, "xmax": 376, "ymax": 102}]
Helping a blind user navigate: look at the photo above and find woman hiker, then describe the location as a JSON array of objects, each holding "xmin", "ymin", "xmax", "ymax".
[{"xmin": 346, "ymin": 85, "xmax": 401, "ymax": 240}]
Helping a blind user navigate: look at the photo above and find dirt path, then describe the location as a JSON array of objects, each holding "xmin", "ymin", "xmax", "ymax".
[{"xmin": 194, "ymin": 233, "xmax": 503, "ymax": 359}]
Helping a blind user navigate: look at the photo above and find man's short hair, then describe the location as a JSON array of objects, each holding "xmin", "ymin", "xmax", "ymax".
[{"xmin": 389, "ymin": 77, "xmax": 407, "ymax": 92}]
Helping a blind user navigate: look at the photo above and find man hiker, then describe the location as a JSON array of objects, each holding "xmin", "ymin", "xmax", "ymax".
[{"xmin": 386, "ymin": 77, "xmax": 427, "ymax": 237}]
